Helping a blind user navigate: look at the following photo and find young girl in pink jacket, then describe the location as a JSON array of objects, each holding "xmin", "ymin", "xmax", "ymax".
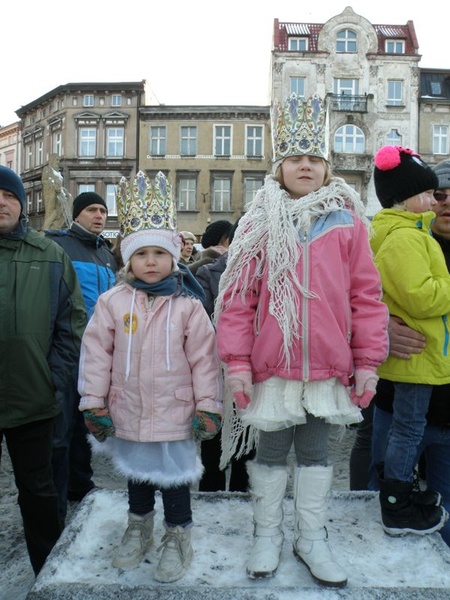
[
  {"xmin": 215, "ymin": 94, "xmax": 388, "ymax": 588},
  {"xmin": 78, "ymin": 171, "xmax": 222, "ymax": 583}
]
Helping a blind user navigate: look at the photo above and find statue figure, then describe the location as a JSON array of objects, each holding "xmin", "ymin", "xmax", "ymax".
[{"xmin": 42, "ymin": 154, "xmax": 73, "ymax": 230}]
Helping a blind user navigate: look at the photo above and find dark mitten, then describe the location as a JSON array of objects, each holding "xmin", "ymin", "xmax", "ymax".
[
  {"xmin": 83, "ymin": 408, "xmax": 115, "ymax": 442},
  {"xmin": 192, "ymin": 410, "xmax": 222, "ymax": 441}
]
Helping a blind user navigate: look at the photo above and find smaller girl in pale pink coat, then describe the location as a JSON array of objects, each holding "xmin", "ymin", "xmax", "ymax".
[{"xmin": 78, "ymin": 171, "xmax": 222, "ymax": 583}]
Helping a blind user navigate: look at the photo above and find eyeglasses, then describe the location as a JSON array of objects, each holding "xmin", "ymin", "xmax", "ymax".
[{"xmin": 434, "ymin": 192, "xmax": 450, "ymax": 202}]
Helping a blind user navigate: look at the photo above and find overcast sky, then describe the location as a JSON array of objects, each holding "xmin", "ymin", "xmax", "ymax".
[{"xmin": 2, "ymin": 1, "xmax": 448, "ymax": 126}]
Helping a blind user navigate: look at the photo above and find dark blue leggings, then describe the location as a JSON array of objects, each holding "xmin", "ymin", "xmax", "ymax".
[{"xmin": 128, "ymin": 480, "xmax": 192, "ymax": 527}]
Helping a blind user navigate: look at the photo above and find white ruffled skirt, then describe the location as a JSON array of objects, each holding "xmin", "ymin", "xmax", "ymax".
[{"xmin": 90, "ymin": 437, "xmax": 203, "ymax": 488}]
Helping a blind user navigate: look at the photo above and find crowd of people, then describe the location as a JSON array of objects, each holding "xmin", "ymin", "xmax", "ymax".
[{"xmin": 1, "ymin": 91, "xmax": 450, "ymax": 589}]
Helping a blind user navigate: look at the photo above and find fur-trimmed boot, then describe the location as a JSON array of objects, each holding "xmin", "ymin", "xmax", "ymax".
[
  {"xmin": 112, "ymin": 510, "xmax": 154, "ymax": 569},
  {"xmin": 154, "ymin": 525, "xmax": 194, "ymax": 583},
  {"xmin": 246, "ymin": 462, "xmax": 288, "ymax": 579},
  {"xmin": 293, "ymin": 465, "xmax": 347, "ymax": 588}
]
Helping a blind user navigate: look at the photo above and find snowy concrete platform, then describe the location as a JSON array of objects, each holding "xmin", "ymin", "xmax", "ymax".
[{"xmin": 26, "ymin": 488, "xmax": 450, "ymax": 600}]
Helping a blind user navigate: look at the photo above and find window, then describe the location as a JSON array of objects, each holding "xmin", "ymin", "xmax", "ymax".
[
  {"xmin": 111, "ymin": 94, "xmax": 122, "ymax": 107},
  {"xmin": 244, "ymin": 176, "xmax": 264, "ymax": 209},
  {"xmin": 288, "ymin": 37, "xmax": 308, "ymax": 51},
  {"xmin": 36, "ymin": 140, "xmax": 43, "ymax": 166},
  {"xmin": 36, "ymin": 191, "xmax": 43, "ymax": 213},
  {"xmin": 83, "ymin": 95, "xmax": 94, "ymax": 107},
  {"xmin": 52, "ymin": 132, "xmax": 62, "ymax": 156},
  {"xmin": 180, "ymin": 126, "xmax": 197, "ymax": 156},
  {"xmin": 79, "ymin": 128, "xmax": 96, "ymax": 157},
  {"xmin": 25, "ymin": 144, "xmax": 33, "ymax": 170},
  {"xmin": 106, "ymin": 184, "xmax": 117, "ymax": 216},
  {"xmin": 385, "ymin": 40, "xmax": 405, "ymax": 54},
  {"xmin": 26, "ymin": 193, "xmax": 33, "ymax": 215},
  {"xmin": 212, "ymin": 174, "xmax": 232, "ymax": 211},
  {"xmin": 334, "ymin": 125, "xmax": 365, "ymax": 153},
  {"xmin": 290, "ymin": 77, "xmax": 306, "ymax": 98},
  {"xmin": 150, "ymin": 126, "xmax": 166, "ymax": 156},
  {"xmin": 386, "ymin": 129, "xmax": 402, "ymax": 146},
  {"xmin": 214, "ymin": 125, "xmax": 232, "ymax": 156},
  {"xmin": 78, "ymin": 184, "xmax": 95, "ymax": 195},
  {"xmin": 177, "ymin": 175, "xmax": 197, "ymax": 211},
  {"xmin": 334, "ymin": 78, "xmax": 359, "ymax": 96},
  {"xmin": 387, "ymin": 80, "xmax": 403, "ymax": 106},
  {"xmin": 433, "ymin": 125, "xmax": 449, "ymax": 155},
  {"xmin": 431, "ymin": 82, "xmax": 442, "ymax": 96},
  {"xmin": 106, "ymin": 127, "xmax": 124, "ymax": 157},
  {"xmin": 246, "ymin": 126, "xmax": 263, "ymax": 157},
  {"xmin": 336, "ymin": 29, "xmax": 357, "ymax": 53}
]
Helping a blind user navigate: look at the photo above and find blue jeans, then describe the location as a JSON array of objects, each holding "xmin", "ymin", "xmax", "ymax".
[
  {"xmin": 370, "ymin": 405, "xmax": 450, "ymax": 546},
  {"xmin": 383, "ymin": 383, "xmax": 432, "ymax": 482}
]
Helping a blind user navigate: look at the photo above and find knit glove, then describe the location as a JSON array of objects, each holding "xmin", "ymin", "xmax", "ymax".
[
  {"xmin": 83, "ymin": 408, "xmax": 115, "ymax": 442},
  {"xmin": 226, "ymin": 361, "xmax": 253, "ymax": 409},
  {"xmin": 350, "ymin": 367, "xmax": 379, "ymax": 409},
  {"xmin": 192, "ymin": 410, "xmax": 222, "ymax": 441}
]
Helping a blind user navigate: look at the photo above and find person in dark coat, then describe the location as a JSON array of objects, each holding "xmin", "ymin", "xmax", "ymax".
[
  {"xmin": 195, "ymin": 219, "xmax": 255, "ymax": 491},
  {"xmin": 0, "ymin": 166, "xmax": 86, "ymax": 574}
]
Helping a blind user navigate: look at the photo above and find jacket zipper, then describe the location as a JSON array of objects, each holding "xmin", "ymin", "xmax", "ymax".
[{"xmin": 301, "ymin": 232, "xmax": 309, "ymax": 382}]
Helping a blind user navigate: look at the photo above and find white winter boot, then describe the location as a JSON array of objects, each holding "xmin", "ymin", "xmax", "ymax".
[
  {"xmin": 154, "ymin": 525, "xmax": 194, "ymax": 583},
  {"xmin": 112, "ymin": 510, "xmax": 154, "ymax": 569},
  {"xmin": 293, "ymin": 465, "xmax": 347, "ymax": 588},
  {"xmin": 246, "ymin": 462, "xmax": 288, "ymax": 579}
]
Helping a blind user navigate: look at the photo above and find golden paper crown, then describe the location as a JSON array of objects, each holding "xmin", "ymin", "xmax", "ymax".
[
  {"xmin": 271, "ymin": 93, "xmax": 329, "ymax": 164},
  {"xmin": 116, "ymin": 170, "xmax": 177, "ymax": 238}
]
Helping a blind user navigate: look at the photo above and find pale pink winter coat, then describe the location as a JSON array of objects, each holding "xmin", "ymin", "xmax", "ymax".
[{"xmin": 78, "ymin": 284, "xmax": 222, "ymax": 442}]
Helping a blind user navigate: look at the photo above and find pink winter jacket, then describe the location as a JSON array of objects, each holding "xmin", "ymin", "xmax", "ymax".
[
  {"xmin": 217, "ymin": 210, "xmax": 389, "ymax": 385},
  {"xmin": 78, "ymin": 284, "xmax": 222, "ymax": 442}
]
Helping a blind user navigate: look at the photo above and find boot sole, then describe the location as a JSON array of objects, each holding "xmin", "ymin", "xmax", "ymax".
[
  {"xmin": 383, "ymin": 508, "xmax": 449, "ymax": 536},
  {"xmin": 247, "ymin": 567, "xmax": 277, "ymax": 579},
  {"xmin": 293, "ymin": 547, "xmax": 347, "ymax": 588}
]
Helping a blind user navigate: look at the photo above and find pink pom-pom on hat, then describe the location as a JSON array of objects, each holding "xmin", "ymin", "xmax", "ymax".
[{"xmin": 374, "ymin": 146, "xmax": 415, "ymax": 171}]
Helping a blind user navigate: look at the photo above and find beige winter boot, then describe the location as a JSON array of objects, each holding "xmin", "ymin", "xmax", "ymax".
[
  {"xmin": 246, "ymin": 462, "xmax": 288, "ymax": 579},
  {"xmin": 293, "ymin": 465, "xmax": 347, "ymax": 588},
  {"xmin": 112, "ymin": 510, "xmax": 154, "ymax": 569},
  {"xmin": 154, "ymin": 525, "xmax": 194, "ymax": 583}
]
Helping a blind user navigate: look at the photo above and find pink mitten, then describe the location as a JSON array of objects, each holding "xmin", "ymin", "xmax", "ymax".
[
  {"xmin": 226, "ymin": 361, "xmax": 253, "ymax": 409},
  {"xmin": 350, "ymin": 367, "xmax": 379, "ymax": 409}
]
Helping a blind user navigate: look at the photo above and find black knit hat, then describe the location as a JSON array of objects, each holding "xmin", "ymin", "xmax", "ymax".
[
  {"xmin": 374, "ymin": 146, "xmax": 438, "ymax": 208},
  {"xmin": 0, "ymin": 165, "xmax": 25, "ymax": 210},
  {"xmin": 201, "ymin": 220, "xmax": 233, "ymax": 248},
  {"xmin": 72, "ymin": 192, "xmax": 107, "ymax": 219}
]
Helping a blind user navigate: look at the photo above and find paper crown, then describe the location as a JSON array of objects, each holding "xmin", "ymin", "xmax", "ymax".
[
  {"xmin": 271, "ymin": 93, "xmax": 329, "ymax": 164},
  {"xmin": 116, "ymin": 170, "xmax": 177, "ymax": 238}
]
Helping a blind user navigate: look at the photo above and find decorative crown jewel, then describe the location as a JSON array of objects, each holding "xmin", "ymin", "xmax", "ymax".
[
  {"xmin": 116, "ymin": 170, "xmax": 177, "ymax": 238},
  {"xmin": 271, "ymin": 93, "xmax": 329, "ymax": 164}
]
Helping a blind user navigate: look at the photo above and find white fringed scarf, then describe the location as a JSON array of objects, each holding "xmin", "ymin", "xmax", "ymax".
[{"xmin": 214, "ymin": 175, "xmax": 371, "ymax": 365}]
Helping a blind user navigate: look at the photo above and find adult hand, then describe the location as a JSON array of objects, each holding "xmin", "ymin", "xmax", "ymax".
[{"xmin": 389, "ymin": 315, "xmax": 426, "ymax": 359}]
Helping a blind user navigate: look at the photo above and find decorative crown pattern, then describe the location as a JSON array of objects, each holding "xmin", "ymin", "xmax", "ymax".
[
  {"xmin": 271, "ymin": 93, "xmax": 329, "ymax": 163},
  {"xmin": 116, "ymin": 170, "xmax": 177, "ymax": 238}
]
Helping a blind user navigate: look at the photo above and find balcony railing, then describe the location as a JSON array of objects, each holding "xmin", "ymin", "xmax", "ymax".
[{"xmin": 331, "ymin": 95, "xmax": 368, "ymax": 113}]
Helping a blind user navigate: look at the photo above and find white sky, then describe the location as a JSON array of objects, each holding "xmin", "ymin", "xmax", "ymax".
[{"xmin": 2, "ymin": 1, "xmax": 448, "ymax": 127}]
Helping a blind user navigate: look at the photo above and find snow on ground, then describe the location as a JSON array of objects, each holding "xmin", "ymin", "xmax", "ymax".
[{"xmin": 2, "ymin": 426, "xmax": 450, "ymax": 600}]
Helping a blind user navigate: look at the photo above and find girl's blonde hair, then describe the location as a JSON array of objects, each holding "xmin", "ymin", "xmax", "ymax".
[{"xmin": 273, "ymin": 157, "xmax": 332, "ymax": 191}]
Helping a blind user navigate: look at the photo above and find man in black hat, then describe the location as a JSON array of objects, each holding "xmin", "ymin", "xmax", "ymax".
[
  {"xmin": 46, "ymin": 191, "xmax": 117, "ymax": 521},
  {"xmin": 0, "ymin": 166, "xmax": 86, "ymax": 574}
]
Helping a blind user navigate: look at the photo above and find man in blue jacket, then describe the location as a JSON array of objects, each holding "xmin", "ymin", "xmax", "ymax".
[
  {"xmin": 0, "ymin": 166, "xmax": 86, "ymax": 574},
  {"xmin": 46, "ymin": 191, "xmax": 117, "ymax": 520}
]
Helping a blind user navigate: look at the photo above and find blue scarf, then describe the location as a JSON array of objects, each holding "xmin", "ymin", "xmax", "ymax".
[{"xmin": 129, "ymin": 262, "xmax": 205, "ymax": 302}]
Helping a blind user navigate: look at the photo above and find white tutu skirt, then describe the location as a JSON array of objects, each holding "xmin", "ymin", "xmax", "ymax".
[
  {"xmin": 241, "ymin": 376, "xmax": 363, "ymax": 431},
  {"xmin": 90, "ymin": 437, "xmax": 204, "ymax": 488}
]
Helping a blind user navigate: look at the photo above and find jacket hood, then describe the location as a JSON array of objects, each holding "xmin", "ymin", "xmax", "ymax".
[{"xmin": 371, "ymin": 208, "xmax": 436, "ymax": 255}]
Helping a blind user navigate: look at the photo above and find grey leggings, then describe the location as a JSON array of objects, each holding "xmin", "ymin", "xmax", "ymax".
[{"xmin": 256, "ymin": 414, "xmax": 331, "ymax": 467}]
